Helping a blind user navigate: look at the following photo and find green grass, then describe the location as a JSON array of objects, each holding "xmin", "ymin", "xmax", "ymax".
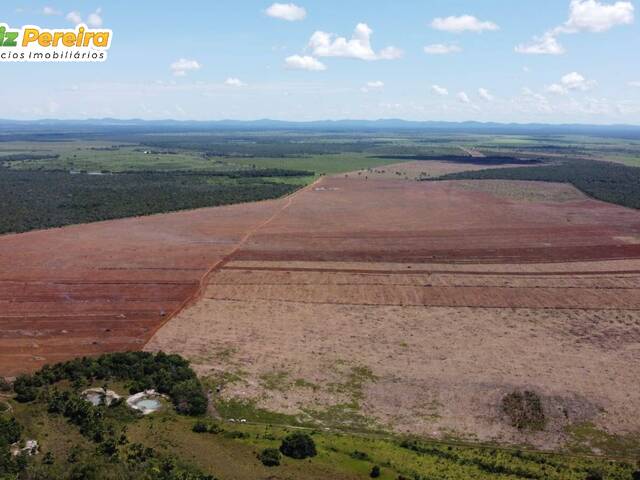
[
  {"xmin": 565, "ymin": 422, "xmax": 640, "ymax": 458},
  {"xmin": 8, "ymin": 396, "xmax": 638, "ymax": 480},
  {"xmin": 229, "ymin": 153, "xmax": 402, "ymax": 175}
]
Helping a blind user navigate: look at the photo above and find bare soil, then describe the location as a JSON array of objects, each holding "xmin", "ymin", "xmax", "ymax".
[
  {"xmin": 3, "ymin": 171, "xmax": 640, "ymax": 451},
  {"xmin": 145, "ymin": 176, "xmax": 640, "ymax": 449}
]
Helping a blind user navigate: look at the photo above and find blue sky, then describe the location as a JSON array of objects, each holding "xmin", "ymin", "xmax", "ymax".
[{"xmin": 2, "ymin": 0, "xmax": 640, "ymax": 123}]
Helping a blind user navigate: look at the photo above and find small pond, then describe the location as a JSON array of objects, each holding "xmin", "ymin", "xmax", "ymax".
[{"xmin": 126, "ymin": 391, "xmax": 165, "ymax": 414}]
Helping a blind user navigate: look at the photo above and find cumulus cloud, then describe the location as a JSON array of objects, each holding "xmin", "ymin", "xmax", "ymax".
[
  {"xmin": 516, "ymin": 0, "xmax": 633, "ymax": 55},
  {"xmin": 42, "ymin": 6, "xmax": 61, "ymax": 15},
  {"xmin": 546, "ymin": 72, "xmax": 596, "ymax": 94},
  {"xmin": 431, "ymin": 15, "xmax": 499, "ymax": 33},
  {"xmin": 478, "ymin": 88, "xmax": 494, "ymax": 101},
  {"xmin": 424, "ymin": 44, "xmax": 462, "ymax": 55},
  {"xmin": 457, "ymin": 91, "xmax": 471, "ymax": 103},
  {"xmin": 308, "ymin": 23, "xmax": 403, "ymax": 61},
  {"xmin": 361, "ymin": 80, "xmax": 384, "ymax": 93},
  {"xmin": 515, "ymin": 32, "xmax": 565, "ymax": 55},
  {"xmin": 377, "ymin": 46, "xmax": 404, "ymax": 60},
  {"xmin": 87, "ymin": 8, "xmax": 103, "ymax": 27},
  {"xmin": 284, "ymin": 54, "xmax": 326, "ymax": 71},
  {"xmin": 66, "ymin": 11, "xmax": 83, "ymax": 25},
  {"xmin": 225, "ymin": 77, "xmax": 246, "ymax": 87},
  {"xmin": 265, "ymin": 3, "xmax": 306, "ymax": 21},
  {"xmin": 564, "ymin": 0, "xmax": 634, "ymax": 32},
  {"xmin": 170, "ymin": 58, "xmax": 202, "ymax": 77},
  {"xmin": 629, "ymin": 81, "xmax": 640, "ymax": 87},
  {"xmin": 431, "ymin": 85, "xmax": 449, "ymax": 96}
]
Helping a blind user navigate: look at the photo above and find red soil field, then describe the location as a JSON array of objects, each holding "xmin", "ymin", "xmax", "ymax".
[
  {"xmin": 235, "ymin": 178, "xmax": 640, "ymax": 263},
  {"xmin": 0, "ymin": 198, "xmax": 285, "ymax": 376},
  {"xmin": 3, "ymin": 176, "xmax": 640, "ymax": 378}
]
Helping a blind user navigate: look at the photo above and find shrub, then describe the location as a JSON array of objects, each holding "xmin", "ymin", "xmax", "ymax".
[
  {"xmin": 192, "ymin": 422, "xmax": 208, "ymax": 433},
  {"xmin": 0, "ymin": 417, "xmax": 22, "ymax": 444},
  {"xmin": 350, "ymin": 450, "xmax": 371, "ymax": 461},
  {"xmin": 0, "ymin": 378, "xmax": 10, "ymax": 393},
  {"xmin": 69, "ymin": 463, "xmax": 98, "ymax": 480},
  {"xmin": 370, "ymin": 465, "xmax": 381, "ymax": 478},
  {"xmin": 259, "ymin": 448, "xmax": 281, "ymax": 467},
  {"xmin": 279, "ymin": 432, "xmax": 317, "ymax": 460},
  {"xmin": 502, "ymin": 391, "xmax": 545, "ymax": 431},
  {"xmin": 171, "ymin": 379, "xmax": 208, "ymax": 416}
]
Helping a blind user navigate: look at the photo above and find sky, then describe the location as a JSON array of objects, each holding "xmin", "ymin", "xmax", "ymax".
[{"xmin": 2, "ymin": 0, "xmax": 640, "ymax": 123}]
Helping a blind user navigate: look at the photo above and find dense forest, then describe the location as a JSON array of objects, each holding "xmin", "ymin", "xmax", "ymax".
[
  {"xmin": 377, "ymin": 155, "xmax": 545, "ymax": 165},
  {"xmin": 436, "ymin": 159, "xmax": 640, "ymax": 209},
  {"xmin": 0, "ymin": 168, "xmax": 307, "ymax": 234}
]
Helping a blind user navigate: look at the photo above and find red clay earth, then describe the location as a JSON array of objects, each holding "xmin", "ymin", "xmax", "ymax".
[
  {"xmin": 2, "ymin": 176, "xmax": 640, "ymax": 377},
  {"xmin": 0, "ymin": 197, "xmax": 289, "ymax": 376}
]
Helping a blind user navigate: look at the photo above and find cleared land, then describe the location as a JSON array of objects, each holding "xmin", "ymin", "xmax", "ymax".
[
  {"xmin": 145, "ymin": 176, "xmax": 640, "ymax": 451},
  {"xmin": 2, "ymin": 161, "xmax": 640, "ymax": 452},
  {"xmin": 0, "ymin": 195, "xmax": 291, "ymax": 375}
]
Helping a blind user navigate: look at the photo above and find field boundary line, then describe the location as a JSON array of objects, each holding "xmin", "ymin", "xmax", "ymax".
[{"xmin": 142, "ymin": 177, "xmax": 324, "ymax": 346}]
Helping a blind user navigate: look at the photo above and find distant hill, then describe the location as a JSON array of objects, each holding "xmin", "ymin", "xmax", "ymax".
[{"xmin": 1, "ymin": 118, "xmax": 640, "ymax": 138}]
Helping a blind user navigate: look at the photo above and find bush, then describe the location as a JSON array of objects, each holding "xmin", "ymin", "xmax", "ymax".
[
  {"xmin": 69, "ymin": 463, "xmax": 98, "ymax": 480},
  {"xmin": 350, "ymin": 450, "xmax": 371, "ymax": 461},
  {"xmin": 502, "ymin": 391, "xmax": 545, "ymax": 431},
  {"xmin": 0, "ymin": 378, "xmax": 11, "ymax": 393},
  {"xmin": 171, "ymin": 379, "xmax": 208, "ymax": 416},
  {"xmin": 192, "ymin": 422, "xmax": 208, "ymax": 433},
  {"xmin": 259, "ymin": 448, "xmax": 281, "ymax": 467},
  {"xmin": 279, "ymin": 432, "xmax": 317, "ymax": 460},
  {"xmin": 370, "ymin": 465, "xmax": 381, "ymax": 478},
  {"xmin": 0, "ymin": 417, "xmax": 22, "ymax": 444}
]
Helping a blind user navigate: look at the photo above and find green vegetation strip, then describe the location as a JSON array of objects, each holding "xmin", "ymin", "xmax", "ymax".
[{"xmin": 2, "ymin": 352, "xmax": 639, "ymax": 480}]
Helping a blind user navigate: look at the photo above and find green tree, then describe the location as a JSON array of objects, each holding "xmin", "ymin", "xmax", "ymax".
[
  {"xmin": 258, "ymin": 448, "xmax": 281, "ymax": 467},
  {"xmin": 279, "ymin": 433, "xmax": 317, "ymax": 460}
]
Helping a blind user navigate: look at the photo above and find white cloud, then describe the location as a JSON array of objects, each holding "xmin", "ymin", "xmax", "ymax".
[
  {"xmin": 517, "ymin": 0, "xmax": 633, "ymax": 55},
  {"xmin": 431, "ymin": 85, "xmax": 449, "ymax": 96},
  {"xmin": 457, "ymin": 91, "xmax": 471, "ymax": 103},
  {"xmin": 629, "ymin": 81, "xmax": 640, "ymax": 87},
  {"xmin": 308, "ymin": 23, "xmax": 403, "ymax": 61},
  {"xmin": 565, "ymin": 0, "xmax": 634, "ymax": 32},
  {"xmin": 546, "ymin": 72, "xmax": 596, "ymax": 94},
  {"xmin": 42, "ymin": 6, "xmax": 61, "ymax": 15},
  {"xmin": 423, "ymin": 44, "xmax": 462, "ymax": 55},
  {"xmin": 515, "ymin": 32, "xmax": 565, "ymax": 55},
  {"xmin": 284, "ymin": 54, "xmax": 326, "ymax": 71},
  {"xmin": 87, "ymin": 8, "xmax": 103, "ymax": 27},
  {"xmin": 522, "ymin": 87, "xmax": 548, "ymax": 102},
  {"xmin": 546, "ymin": 84, "xmax": 569, "ymax": 95},
  {"xmin": 170, "ymin": 58, "xmax": 201, "ymax": 77},
  {"xmin": 561, "ymin": 71, "xmax": 595, "ymax": 90},
  {"xmin": 377, "ymin": 46, "xmax": 404, "ymax": 60},
  {"xmin": 66, "ymin": 11, "xmax": 83, "ymax": 25},
  {"xmin": 361, "ymin": 80, "xmax": 384, "ymax": 93},
  {"xmin": 265, "ymin": 3, "xmax": 307, "ymax": 21},
  {"xmin": 224, "ymin": 77, "xmax": 246, "ymax": 87},
  {"xmin": 431, "ymin": 15, "xmax": 499, "ymax": 33},
  {"xmin": 478, "ymin": 88, "xmax": 494, "ymax": 101}
]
